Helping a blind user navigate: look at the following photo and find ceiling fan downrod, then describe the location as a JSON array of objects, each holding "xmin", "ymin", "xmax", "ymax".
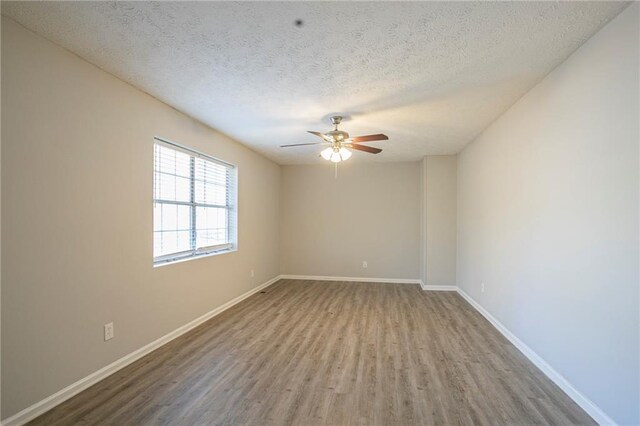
[{"xmin": 330, "ymin": 115, "xmax": 342, "ymax": 131}]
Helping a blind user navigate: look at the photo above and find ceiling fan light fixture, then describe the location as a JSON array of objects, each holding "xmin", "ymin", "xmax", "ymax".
[{"xmin": 322, "ymin": 146, "xmax": 352, "ymax": 163}]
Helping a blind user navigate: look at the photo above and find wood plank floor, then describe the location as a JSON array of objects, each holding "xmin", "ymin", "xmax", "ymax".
[{"xmin": 30, "ymin": 279, "xmax": 594, "ymax": 425}]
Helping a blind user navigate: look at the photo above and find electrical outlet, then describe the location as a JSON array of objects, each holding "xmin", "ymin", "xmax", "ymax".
[
  {"xmin": 250, "ymin": 269, "xmax": 255, "ymax": 278},
  {"xmin": 362, "ymin": 261, "xmax": 368, "ymax": 269},
  {"xmin": 104, "ymin": 322, "xmax": 114, "ymax": 341},
  {"xmin": 481, "ymin": 282, "xmax": 485, "ymax": 293}
]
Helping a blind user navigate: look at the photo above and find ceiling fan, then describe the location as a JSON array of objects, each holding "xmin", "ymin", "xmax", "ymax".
[{"xmin": 280, "ymin": 116, "xmax": 389, "ymax": 163}]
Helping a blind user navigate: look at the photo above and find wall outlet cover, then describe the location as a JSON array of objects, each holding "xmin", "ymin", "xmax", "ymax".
[{"xmin": 104, "ymin": 322, "xmax": 114, "ymax": 341}]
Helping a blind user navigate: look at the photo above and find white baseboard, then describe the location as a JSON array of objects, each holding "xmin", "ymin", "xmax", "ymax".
[
  {"xmin": 1, "ymin": 275, "xmax": 283, "ymax": 426},
  {"xmin": 419, "ymin": 280, "xmax": 457, "ymax": 291},
  {"xmin": 279, "ymin": 274, "xmax": 421, "ymax": 284},
  {"xmin": 456, "ymin": 287, "xmax": 616, "ymax": 426}
]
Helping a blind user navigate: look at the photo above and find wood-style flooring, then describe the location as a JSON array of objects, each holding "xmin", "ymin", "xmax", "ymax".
[{"xmin": 30, "ymin": 279, "xmax": 594, "ymax": 425}]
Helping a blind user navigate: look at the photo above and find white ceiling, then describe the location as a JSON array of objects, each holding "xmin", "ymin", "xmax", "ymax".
[{"xmin": 2, "ymin": 1, "xmax": 628, "ymax": 164}]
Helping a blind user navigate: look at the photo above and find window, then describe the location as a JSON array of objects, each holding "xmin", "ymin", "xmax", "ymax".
[{"xmin": 153, "ymin": 138, "xmax": 237, "ymax": 265}]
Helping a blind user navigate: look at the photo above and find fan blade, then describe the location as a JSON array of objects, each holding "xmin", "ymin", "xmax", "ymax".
[
  {"xmin": 349, "ymin": 134, "xmax": 389, "ymax": 143},
  {"xmin": 307, "ymin": 131, "xmax": 327, "ymax": 139},
  {"xmin": 280, "ymin": 142, "xmax": 327, "ymax": 148},
  {"xmin": 349, "ymin": 144, "xmax": 382, "ymax": 154}
]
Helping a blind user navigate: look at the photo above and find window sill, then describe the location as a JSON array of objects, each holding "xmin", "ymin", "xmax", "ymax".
[{"xmin": 153, "ymin": 248, "xmax": 237, "ymax": 268}]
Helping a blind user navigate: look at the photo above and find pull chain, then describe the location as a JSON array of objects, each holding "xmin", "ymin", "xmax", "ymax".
[{"xmin": 334, "ymin": 162, "xmax": 338, "ymax": 179}]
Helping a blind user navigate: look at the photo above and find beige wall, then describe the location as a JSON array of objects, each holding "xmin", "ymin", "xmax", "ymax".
[
  {"xmin": 424, "ymin": 156, "xmax": 457, "ymax": 287},
  {"xmin": 457, "ymin": 4, "xmax": 639, "ymax": 424},
  {"xmin": 1, "ymin": 17, "xmax": 280, "ymax": 419},
  {"xmin": 0, "ymin": 14, "xmax": 3, "ymax": 414},
  {"xmin": 280, "ymin": 162, "xmax": 421, "ymax": 279}
]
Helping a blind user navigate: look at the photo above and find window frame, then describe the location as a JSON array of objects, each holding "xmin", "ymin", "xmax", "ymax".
[{"xmin": 153, "ymin": 137, "xmax": 238, "ymax": 266}]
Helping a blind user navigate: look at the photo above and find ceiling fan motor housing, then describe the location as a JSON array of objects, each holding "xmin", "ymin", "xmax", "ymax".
[{"xmin": 326, "ymin": 130, "xmax": 349, "ymax": 141}]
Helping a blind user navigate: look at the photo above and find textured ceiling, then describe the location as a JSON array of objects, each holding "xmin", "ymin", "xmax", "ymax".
[{"xmin": 2, "ymin": 1, "xmax": 628, "ymax": 164}]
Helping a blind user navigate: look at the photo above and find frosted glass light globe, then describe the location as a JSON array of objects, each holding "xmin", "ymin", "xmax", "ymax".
[
  {"xmin": 339, "ymin": 147, "xmax": 352, "ymax": 160},
  {"xmin": 320, "ymin": 147, "xmax": 333, "ymax": 160}
]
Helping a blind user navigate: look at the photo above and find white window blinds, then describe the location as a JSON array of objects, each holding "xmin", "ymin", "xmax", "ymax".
[{"xmin": 153, "ymin": 138, "xmax": 237, "ymax": 264}]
